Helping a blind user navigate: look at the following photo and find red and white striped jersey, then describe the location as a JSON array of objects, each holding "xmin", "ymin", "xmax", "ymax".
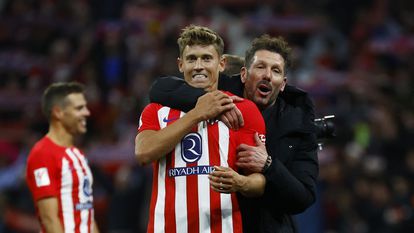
[
  {"xmin": 138, "ymin": 95, "xmax": 266, "ymax": 233},
  {"xmin": 26, "ymin": 136, "xmax": 95, "ymax": 233}
]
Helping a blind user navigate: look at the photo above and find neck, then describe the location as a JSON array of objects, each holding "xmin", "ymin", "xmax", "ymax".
[{"xmin": 47, "ymin": 122, "xmax": 75, "ymax": 147}]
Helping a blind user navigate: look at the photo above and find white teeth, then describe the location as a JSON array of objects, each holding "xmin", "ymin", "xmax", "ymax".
[{"xmin": 192, "ymin": 74, "xmax": 207, "ymax": 79}]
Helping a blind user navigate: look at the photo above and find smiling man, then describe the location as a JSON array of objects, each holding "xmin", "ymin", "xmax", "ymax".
[
  {"xmin": 26, "ymin": 82, "xmax": 99, "ymax": 233},
  {"xmin": 135, "ymin": 25, "xmax": 267, "ymax": 233},
  {"xmin": 148, "ymin": 35, "xmax": 318, "ymax": 233}
]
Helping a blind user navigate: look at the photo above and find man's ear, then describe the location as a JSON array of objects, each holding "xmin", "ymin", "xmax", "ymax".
[
  {"xmin": 280, "ymin": 77, "xmax": 287, "ymax": 92},
  {"xmin": 219, "ymin": 55, "xmax": 226, "ymax": 72},
  {"xmin": 51, "ymin": 105, "xmax": 63, "ymax": 120},
  {"xmin": 177, "ymin": 57, "xmax": 183, "ymax": 72},
  {"xmin": 240, "ymin": 67, "xmax": 247, "ymax": 83}
]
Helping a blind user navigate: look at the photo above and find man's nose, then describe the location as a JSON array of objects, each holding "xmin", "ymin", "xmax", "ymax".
[
  {"xmin": 262, "ymin": 68, "xmax": 272, "ymax": 80},
  {"xmin": 84, "ymin": 108, "xmax": 91, "ymax": 116},
  {"xmin": 194, "ymin": 58, "xmax": 203, "ymax": 70}
]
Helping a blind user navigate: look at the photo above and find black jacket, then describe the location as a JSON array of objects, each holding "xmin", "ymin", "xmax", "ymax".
[{"xmin": 149, "ymin": 75, "xmax": 319, "ymax": 233}]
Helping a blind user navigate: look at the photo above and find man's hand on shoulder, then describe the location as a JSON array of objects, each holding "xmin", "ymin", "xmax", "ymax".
[
  {"xmin": 192, "ymin": 91, "xmax": 235, "ymax": 121},
  {"xmin": 236, "ymin": 133, "xmax": 268, "ymax": 173},
  {"xmin": 219, "ymin": 95, "xmax": 244, "ymax": 130}
]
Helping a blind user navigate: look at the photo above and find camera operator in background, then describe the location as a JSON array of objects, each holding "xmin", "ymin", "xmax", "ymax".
[{"xmin": 149, "ymin": 34, "xmax": 318, "ymax": 233}]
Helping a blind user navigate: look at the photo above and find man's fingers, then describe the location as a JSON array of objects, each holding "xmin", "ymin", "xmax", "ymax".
[
  {"xmin": 230, "ymin": 95, "xmax": 244, "ymax": 103},
  {"xmin": 234, "ymin": 107, "xmax": 244, "ymax": 127},
  {"xmin": 236, "ymin": 150, "xmax": 250, "ymax": 159},
  {"xmin": 220, "ymin": 103, "xmax": 236, "ymax": 113},
  {"xmin": 237, "ymin": 143, "xmax": 254, "ymax": 152},
  {"xmin": 220, "ymin": 115, "xmax": 232, "ymax": 129},
  {"xmin": 218, "ymin": 96, "xmax": 233, "ymax": 105},
  {"xmin": 223, "ymin": 111, "xmax": 237, "ymax": 130},
  {"xmin": 236, "ymin": 156, "xmax": 251, "ymax": 163}
]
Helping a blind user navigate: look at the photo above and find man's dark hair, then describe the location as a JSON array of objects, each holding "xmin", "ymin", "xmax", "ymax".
[
  {"xmin": 222, "ymin": 54, "xmax": 245, "ymax": 76},
  {"xmin": 244, "ymin": 34, "xmax": 292, "ymax": 74},
  {"xmin": 177, "ymin": 25, "xmax": 224, "ymax": 57},
  {"xmin": 42, "ymin": 82, "xmax": 85, "ymax": 120}
]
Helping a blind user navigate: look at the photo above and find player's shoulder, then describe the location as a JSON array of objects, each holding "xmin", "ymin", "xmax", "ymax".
[
  {"xmin": 236, "ymin": 98, "xmax": 260, "ymax": 114},
  {"xmin": 141, "ymin": 103, "xmax": 182, "ymax": 117},
  {"xmin": 27, "ymin": 137, "xmax": 54, "ymax": 164},
  {"xmin": 222, "ymin": 91, "xmax": 257, "ymax": 109}
]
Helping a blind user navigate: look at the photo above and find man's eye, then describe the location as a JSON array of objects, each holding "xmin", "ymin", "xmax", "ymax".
[{"xmin": 273, "ymin": 69, "xmax": 281, "ymax": 74}]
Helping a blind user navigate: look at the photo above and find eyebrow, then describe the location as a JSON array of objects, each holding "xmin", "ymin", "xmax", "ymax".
[{"xmin": 185, "ymin": 53, "xmax": 214, "ymax": 59}]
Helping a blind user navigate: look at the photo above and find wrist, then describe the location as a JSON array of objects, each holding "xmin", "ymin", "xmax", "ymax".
[
  {"xmin": 261, "ymin": 155, "xmax": 272, "ymax": 173},
  {"xmin": 187, "ymin": 109, "xmax": 205, "ymax": 123},
  {"xmin": 238, "ymin": 175, "xmax": 249, "ymax": 194}
]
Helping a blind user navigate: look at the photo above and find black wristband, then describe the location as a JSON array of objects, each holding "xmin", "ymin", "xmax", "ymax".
[{"xmin": 262, "ymin": 155, "xmax": 272, "ymax": 173}]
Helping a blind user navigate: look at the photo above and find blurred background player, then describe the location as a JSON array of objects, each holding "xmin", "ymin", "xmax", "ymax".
[{"xmin": 25, "ymin": 82, "xmax": 100, "ymax": 233}]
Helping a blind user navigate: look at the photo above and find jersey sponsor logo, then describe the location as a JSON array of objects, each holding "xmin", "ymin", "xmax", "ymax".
[
  {"xmin": 34, "ymin": 167, "xmax": 50, "ymax": 187},
  {"xmin": 162, "ymin": 116, "xmax": 178, "ymax": 123},
  {"xmin": 83, "ymin": 177, "xmax": 93, "ymax": 197},
  {"xmin": 181, "ymin": 133, "xmax": 202, "ymax": 163},
  {"xmin": 75, "ymin": 201, "xmax": 93, "ymax": 210},
  {"xmin": 168, "ymin": 165, "xmax": 214, "ymax": 177}
]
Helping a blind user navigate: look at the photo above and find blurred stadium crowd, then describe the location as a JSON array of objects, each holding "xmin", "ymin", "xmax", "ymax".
[{"xmin": 0, "ymin": 0, "xmax": 413, "ymax": 232}]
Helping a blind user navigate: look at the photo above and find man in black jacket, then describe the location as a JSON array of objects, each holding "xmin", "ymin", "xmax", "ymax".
[{"xmin": 149, "ymin": 35, "xmax": 318, "ymax": 233}]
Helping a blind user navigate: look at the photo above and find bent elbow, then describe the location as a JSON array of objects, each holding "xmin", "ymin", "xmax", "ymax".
[
  {"xmin": 289, "ymin": 193, "xmax": 316, "ymax": 214},
  {"xmin": 135, "ymin": 145, "xmax": 155, "ymax": 166},
  {"xmin": 135, "ymin": 151, "xmax": 150, "ymax": 166}
]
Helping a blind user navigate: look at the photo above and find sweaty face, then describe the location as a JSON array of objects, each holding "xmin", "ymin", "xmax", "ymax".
[
  {"xmin": 178, "ymin": 44, "xmax": 225, "ymax": 91},
  {"xmin": 60, "ymin": 93, "xmax": 90, "ymax": 135},
  {"xmin": 241, "ymin": 50, "xmax": 287, "ymax": 110}
]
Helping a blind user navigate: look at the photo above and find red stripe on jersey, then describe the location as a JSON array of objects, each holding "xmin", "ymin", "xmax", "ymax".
[
  {"xmin": 147, "ymin": 162, "xmax": 159, "ymax": 233},
  {"xmin": 186, "ymin": 160, "xmax": 199, "ymax": 232},
  {"xmin": 208, "ymin": 123, "xmax": 222, "ymax": 233},
  {"xmin": 88, "ymin": 210, "xmax": 93, "ymax": 233},
  {"xmin": 231, "ymin": 193, "xmax": 242, "ymax": 233},
  {"xmin": 164, "ymin": 110, "xmax": 180, "ymax": 233},
  {"xmin": 185, "ymin": 121, "xmax": 202, "ymax": 233}
]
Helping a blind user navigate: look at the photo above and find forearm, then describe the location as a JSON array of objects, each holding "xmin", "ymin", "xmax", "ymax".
[
  {"xmin": 93, "ymin": 219, "xmax": 100, "ymax": 233},
  {"xmin": 238, "ymin": 173, "xmax": 266, "ymax": 197},
  {"xmin": 37, "ymin": 198, "xmax": 63, "ymax": 233},
  {"xmin": 39, "ymin": 214, "xmax": 63, "ymax": 233},
  {"xmin": 135, "ymin": 109, "xmax": 202, "ymax": 165},
  {"xmin": 149, "ymin": 76, "xmax": 205, "ymax": 112}
]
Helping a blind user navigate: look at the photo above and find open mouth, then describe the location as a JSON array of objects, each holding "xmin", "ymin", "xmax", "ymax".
[
  {"xmin": 257, "ymin": 82, "xmax": 272, "ymax": 96},
  {"xmin": 192, "ymin": 74, "xmax": 208, "ymax": 81}
]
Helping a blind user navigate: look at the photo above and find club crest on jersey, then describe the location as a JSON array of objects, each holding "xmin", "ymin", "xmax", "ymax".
[
  {"xmin": 83, "ymin": 177, "xmax": 92, "ymax": 197},
  {"xmin": 181, "ymin": 132, "xmax": 202, "ymax": 163},
  {"xmin": 259, "ymin": 134, "xmax": 266, "ymax": 144}
]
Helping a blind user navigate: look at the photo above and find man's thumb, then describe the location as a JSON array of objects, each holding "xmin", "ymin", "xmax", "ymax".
[{"xmin": 254, "ymin": 132, "xmax": 265, "ymax": 146}]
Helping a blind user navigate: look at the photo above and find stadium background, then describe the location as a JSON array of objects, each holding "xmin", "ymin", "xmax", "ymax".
[{"xmin": 0, "ymin": 0, "xmax": 413, "ymax": 232}]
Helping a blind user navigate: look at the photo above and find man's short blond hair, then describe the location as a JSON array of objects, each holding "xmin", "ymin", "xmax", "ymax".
[{"xmin": 177, "ymin": 25, "xmax": 224, "ymax": 57}]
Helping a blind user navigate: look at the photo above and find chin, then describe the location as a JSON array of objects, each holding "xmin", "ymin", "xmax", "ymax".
[
  {"xmin": 252, "ymin": 98, "xmax": 268, "ymax": 108},
  {"xmin": 78, "ymin": 128, "xmax": 87, "ymax": 134},
  {"xmin": 189, "ymin": 83, "xmax": 207, "ymax": 89}
]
